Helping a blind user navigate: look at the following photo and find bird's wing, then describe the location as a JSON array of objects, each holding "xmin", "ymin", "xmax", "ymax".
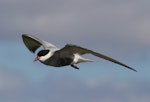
[
  {"xmin": 22, "ymin": 34, "xmax": 58, "ymax": 53},
  {"xmin": 60, "ymin": 44, "xmax": 137, "ymax": 72}
]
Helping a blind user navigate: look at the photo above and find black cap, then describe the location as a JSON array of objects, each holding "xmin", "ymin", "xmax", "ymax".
[{"xmin": 37, "ymin": 50, "xmax": 50, "ymax": 57}]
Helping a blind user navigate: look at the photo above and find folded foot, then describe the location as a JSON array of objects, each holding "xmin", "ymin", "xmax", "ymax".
[{"xmin": 71, "ymin": 64, "xmax": 79, "ymax": 69}]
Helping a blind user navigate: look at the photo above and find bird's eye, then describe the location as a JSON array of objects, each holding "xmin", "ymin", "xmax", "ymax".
[{"xmin": 37, "ymin": 50, "xmax": 50, "ymax": 56}]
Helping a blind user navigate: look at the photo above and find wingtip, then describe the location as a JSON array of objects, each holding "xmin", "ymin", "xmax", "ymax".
[
  {"xmin": 127, "ymin": 67, "xmax": 137, "ymax": 72},
  {"xmin": 131, "ymin": 69, "xmax": 137, "ymax": 72},
  {"xmin": 22, "ymin": 34, "xmax": 26, "ymax": 37},
  {"xmin": 22, "ymin": 34, "xmax": 39, "ymax": 53},
  {"xmin": 22, "ymin": 34, "xmax": 31, "ymax": 37},
  {"xmin": 133, "ymin": 69, "xmax": 138, "ymax": 72},
  {"xmin": 22, "ymin": 34, "xmax": 30, "ymax": 39}
]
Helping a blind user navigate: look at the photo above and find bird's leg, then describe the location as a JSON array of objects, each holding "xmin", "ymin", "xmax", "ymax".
[{"xmin": 71, "ymin": 64, "xmax": 79, "ymax": 69}]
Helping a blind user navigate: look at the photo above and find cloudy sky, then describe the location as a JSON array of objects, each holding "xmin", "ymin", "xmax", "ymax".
[{"xmin": 0, "ymin": 0, "xmax": 150, "ymax": 102}]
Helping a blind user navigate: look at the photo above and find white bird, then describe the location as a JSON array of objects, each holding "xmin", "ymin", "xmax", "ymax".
[{"xmin": 22, "ymin": 34, "xmax": 137, "ymax": 72}]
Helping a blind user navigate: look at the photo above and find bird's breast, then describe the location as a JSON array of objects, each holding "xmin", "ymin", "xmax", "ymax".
[{"xmin": 42, "ymin": 53, "xmax": 74, "ymax": 67}]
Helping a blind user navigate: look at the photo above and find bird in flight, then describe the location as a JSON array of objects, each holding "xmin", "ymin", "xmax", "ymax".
[{"xmin": 22, "ymin": 34, "xmax": 137, "ymax": 72}]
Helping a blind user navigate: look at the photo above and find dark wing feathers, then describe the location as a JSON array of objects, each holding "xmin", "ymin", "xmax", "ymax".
[
  {"xmin": 61, "ymin": 44, "xmax": 137, "ymax": 72},
  {"xmin": 22, "ymin": 34, "xmax": 42, "ymax": 53},
  {"xmin": 60, "ymin": 44, "xmax": 91, "ymax": 55}
]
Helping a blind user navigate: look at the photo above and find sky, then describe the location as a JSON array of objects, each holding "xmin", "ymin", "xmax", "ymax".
[{"xmin": 0, "ymin": 0, "xmax": 150, "ymax": 102}]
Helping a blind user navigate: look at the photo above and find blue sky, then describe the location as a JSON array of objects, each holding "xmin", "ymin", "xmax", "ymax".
[{"xmin": 0, "ymin": 0, "xmax": 150, "ymax": 102}]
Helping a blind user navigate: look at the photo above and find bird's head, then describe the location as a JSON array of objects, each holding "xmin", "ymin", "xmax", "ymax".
[{"xmin": 34, "ymin": 50, "xmax": 51, "ymax": 62}]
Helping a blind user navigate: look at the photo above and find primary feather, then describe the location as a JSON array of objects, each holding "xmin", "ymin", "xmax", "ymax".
[
  {"xmin": 60, "ymin": 44, "xmax": 137, "ymax": 72},
  {"xmin": 22, "ymin": 34, "xmax": 58, "ymax": 53}
]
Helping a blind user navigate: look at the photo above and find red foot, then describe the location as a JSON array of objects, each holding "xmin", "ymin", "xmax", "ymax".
[{"xmin": 71, "ymin": 64, "xmax": 79, "ymax": 69}]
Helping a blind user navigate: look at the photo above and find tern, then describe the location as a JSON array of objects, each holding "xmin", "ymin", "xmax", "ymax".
[{"xmin": 22, "ymin": 34, "xmax": 137, "ymax": 72}]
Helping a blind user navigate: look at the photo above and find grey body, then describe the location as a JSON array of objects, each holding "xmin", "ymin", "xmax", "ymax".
[
  {"xmin": 22, "ymin": 34, "xmax": 137, "ymax": 72},
  {"xmin": 42, "ymin": 50, "xmax": 74, "ymax": 67}
]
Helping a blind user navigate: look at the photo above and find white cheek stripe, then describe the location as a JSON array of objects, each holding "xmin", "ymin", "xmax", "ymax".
[{"xmin": 39, "ymin": 51, "xmax": 53, "ymax": 62}]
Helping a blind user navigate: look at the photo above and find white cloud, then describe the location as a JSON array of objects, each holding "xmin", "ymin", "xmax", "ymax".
[
  {"xmin": 0, "ymin": 0, "xmax": 150, "ymax": 101},
  {"xmin": 0, "ymin": 0, "xmax": 148, "ymax": 58},
  {"xmin": 0, "ymin": 66, "xmax": 150, "ymax": 102},
  {"xmin": 0, "ymin": 67, "xmax": 28, "ymax": 101}
]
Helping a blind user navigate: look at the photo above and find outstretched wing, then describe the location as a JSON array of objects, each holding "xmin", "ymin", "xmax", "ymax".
[
  {"xmin": 22, "ymin": 34, "xmax": 58, "ymax": 53},
  {"xmin": 60, "ymin": 44, "xmax": 137, "ymax": 72}
]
